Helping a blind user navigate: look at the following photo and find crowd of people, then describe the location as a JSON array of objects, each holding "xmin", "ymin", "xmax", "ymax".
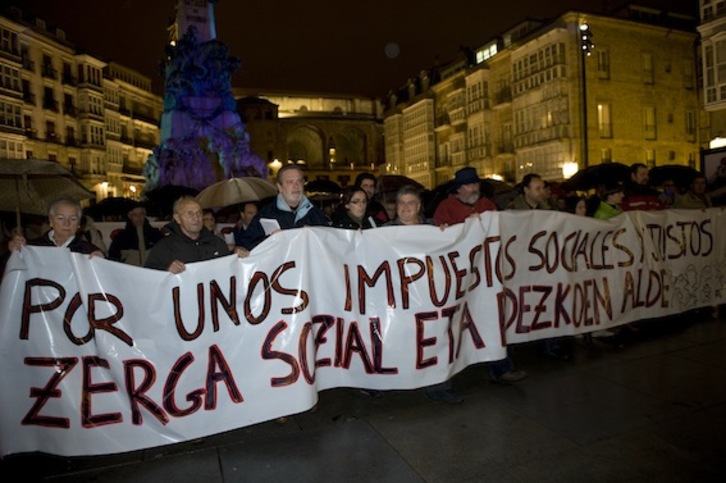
[{"xmin": 0, "ymin": 161, "xmax": 721, "ymax": 409}]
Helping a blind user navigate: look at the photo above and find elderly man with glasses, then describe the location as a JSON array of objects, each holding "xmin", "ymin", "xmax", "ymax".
[{"xmin": 145, "ymin": 196, "xmax": 248, "ymax": 273}]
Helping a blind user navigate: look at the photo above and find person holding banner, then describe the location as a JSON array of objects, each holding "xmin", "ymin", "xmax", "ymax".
[
  {"xmin": 433, "ymin": 167, "xmax": 497, "ymax": 226},
  {"xmin": 6, "ymin": 197, "xmax": 104, "ymax": 258},
  {"xmin": 434, "ymin": 168, "xmax": 530, "ymax": 379},
  {"xmin": 238, "ymin": 164, "xmax": 328, "ymax": 250},
  {"xmin": 385, "ymin": 185, "xmax": 464, "ymax": 403},
  {"xmin": 332, "ymin": 187, "xmax": 379, "ymax": 230},
  {"xmin": 507, "ymin": 173, "xmax": 572, "ymax": 361},
  {"xmin": 144, "ymin": 196, "xmax": 249, "ymax": 273}
]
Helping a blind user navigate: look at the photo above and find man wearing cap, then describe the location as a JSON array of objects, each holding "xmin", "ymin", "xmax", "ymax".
[
  {"xmin": 433, "ymin": 168, "xmax": 528, "ymax": 382},
  {"xmin": 433, "ymin": 167, "xmax": 497, "ymax": 226},
  {"xmin": 108, "ymin": 202, "xmax": 164, "ymax": 266}
]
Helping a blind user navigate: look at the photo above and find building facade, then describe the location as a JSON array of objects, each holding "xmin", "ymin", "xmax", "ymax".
[
  {"xmin": 234, "ymin": 89, "xmax": 384, "ymax": 187},
  {"xmin": 0, "ymin": 8, "xmax": 161, "ymax": 201},
  {"xmin": 384, "ymin": 6, "xmax": 700, "ymax": 188},
  {"xmin": 699, "ymin": 0, "xmax": 726, "ymax": 147}
]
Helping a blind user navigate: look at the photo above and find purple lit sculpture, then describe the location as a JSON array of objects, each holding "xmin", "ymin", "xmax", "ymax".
[{"xmin": 143, "ymin": 0, "xmax": 266, "ymax": 194}]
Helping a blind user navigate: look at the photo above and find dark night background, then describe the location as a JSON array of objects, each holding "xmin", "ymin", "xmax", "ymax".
[{"xmin": 11, "ymin": 0, "xmax": 692, "ymax": 98}]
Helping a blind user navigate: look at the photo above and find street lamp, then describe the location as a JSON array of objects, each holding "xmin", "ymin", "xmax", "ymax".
[{"xmin": 579, "ymin": 23, "xmax": 594, "ymax": 169}]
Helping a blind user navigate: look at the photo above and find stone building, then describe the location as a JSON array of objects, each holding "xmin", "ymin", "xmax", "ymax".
[
  {"xmin": 0, "ymin": 7, "xmax": 161, "ymax": 201},
  {"xmin": 384, "ymin": 5, "xmax": 700, "ymax": 187},
  {"xmin": 234, "ymin": 89, "xmax": 384, "ymax": 187}
]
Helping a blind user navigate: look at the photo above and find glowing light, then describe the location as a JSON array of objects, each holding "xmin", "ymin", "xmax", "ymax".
[
  {"xmin": 562, "ymin": 161, "xmax": 579, "ymax": 179},
  {"xmin": 709, "ymin": 137, "xmax": 726, "ymax": 149}
]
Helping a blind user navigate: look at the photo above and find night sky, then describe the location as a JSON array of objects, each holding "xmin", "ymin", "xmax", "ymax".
[{"xmin": 13, "ymin": 0, "xmax": 692, "ymax": 98}]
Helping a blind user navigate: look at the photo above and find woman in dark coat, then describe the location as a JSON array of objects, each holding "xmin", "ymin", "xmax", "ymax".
[{"xmin": 332, "ymin": 187, "xmax": 378, "ymax": 230}]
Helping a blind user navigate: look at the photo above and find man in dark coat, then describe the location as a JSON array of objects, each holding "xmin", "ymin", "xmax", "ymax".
[
  {"xmin": 239, "ymin": 165, "xmax": 328, "ymax": 250},
  {"xmin": 108, "ymin": 203, "xmax": 164, "ymax": 266},
  {"xmin": 145, "ymin": 196, "xmax": 249, "ymax": 273}
]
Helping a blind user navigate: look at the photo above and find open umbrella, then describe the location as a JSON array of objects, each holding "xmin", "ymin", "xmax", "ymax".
[
  {"xmin": 305, "ymin": 178, "xmax": 342, "ymax": 203},
  {"xmin": 560, "ymin": 162, "xmax": 630, "ymax": 192},
  {"xmin": 648, "ymin": 164, "xmax": 701, "ymax": 189},
  {"xmin": 376, "ymin": 175, "xmax": 425, "ymax": 195},
  {"xmin": 0, "ymin": 158, "xmax": 95, "ymax": 231},
  {"xmin": 85, "ymin": 197, "xmax": 142, "ymax": 221},
  {"xmin": 144, "ymin": 184, "xmax": 199, "ymax": 218},
  {"xmin": 195, "ymin": 177, "xmax": 278, "ymax": 209},
  {"xmin": 305, "ymin": 179, "xmax": 341, "ymax": 195}
]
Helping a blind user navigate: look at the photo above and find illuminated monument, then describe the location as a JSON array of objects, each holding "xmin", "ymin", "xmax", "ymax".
[{"xmin": 143, "ymin": 0, "xmax": 266, "ymax": 193}]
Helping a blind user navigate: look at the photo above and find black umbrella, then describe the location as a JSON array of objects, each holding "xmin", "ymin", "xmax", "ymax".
[
  {"xmin": 305, "ymin": 179, "xmax": 341, "ymax": 195},
  {"xmin": 85, "ymin": 197, "xmax": 142, "ymax": 221},
  {"xmin": 648, "ymin": 164, "xmax": 701, "ymax": 189},
  {"xmin": 376, "ymin": 175, "xmax": 425, "ymax": 195},
  {"xmin": 143, "ymin": 185, "xmax": 199, "ymax": 218},
  {"xmin": 561, "ymin": 162, "xmax": 630, "ymax": 192}
]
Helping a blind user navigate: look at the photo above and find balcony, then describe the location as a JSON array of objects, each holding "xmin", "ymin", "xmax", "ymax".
[
  {"xmin": 62, "ymin": 74, "xmax": 77, "ymax": 86},
  {"xmin": 497, "ymin": 143, "xmax": 514, "ymax": 154},
  {"xmin": 134, "ymin": 136, "xmax": 156, "ymax": 150},
  {"xmin": 21, "ymin": 57, "xmax": 35, "ymax": 72},
  {"xmin": 45, "ymin": 132, "xmax": 61, "ymax": 143},
  {"xmin": 41, "ymin": 65, "xmax": 58, "ymax": 80},
  {"xmin": 42, "ymin": 99, "xmax": 59, "ymax": 112},
  {"xmin": 63, "ymin": 104, "xmax": 77, "ymax": 117},
  {"xmin": 493, "ymin": 88, "xmax": 512, "ymax": 106},
  {"xmin": 24, "ymin": 128, "xmax": 38, "ymax": 139},
  {"xmin": 120, "ymin": 135, "xmax": 133, "ymax": 145},
  {"xmin": 133, "ymin": 111, "xmax": 158, "ymax": 125}
]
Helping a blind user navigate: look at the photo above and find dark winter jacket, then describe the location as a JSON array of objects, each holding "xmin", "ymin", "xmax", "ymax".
[
  {"xmin": 108, "ymin": 219, "xmax": 164, "ymax": 266},
  {"xmin": 239, "ymin": 195, "xmax": 329, "ymax": 249},
  {"xmin": 29, "ymin": 231, "xmax": 102, "ymax": 254},
  {"xmin": 144, "ymin": 220, "xmax": 231, "ymax": 271},
  {"xmin": 332, "ymin": 210, "xmax": 378, "ymax": 230}
]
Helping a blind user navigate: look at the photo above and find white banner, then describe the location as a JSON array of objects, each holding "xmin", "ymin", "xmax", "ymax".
[{"xmin": 1, "ymin": 209, "xmax": 724, "ymax": 457}]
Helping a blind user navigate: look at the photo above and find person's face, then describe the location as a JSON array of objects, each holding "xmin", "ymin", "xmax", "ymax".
[
  {"xmin": 128, "ymin": 207, "xmax": 146, "ymax": 228},
  {"xmin": 692, "ymin": 177, "xmax": 707, "ymax": 194},
  {"xmin": 575, "ymin": 199, "xmax": 587, "ymax": 216},
  {"xmin": 202, "ymin": 212, "xmax": 216, "ymax": 232},
  {"xmin": 396, "ymin": 193, "xmax": 421, "ymax": 225},
  {"xmin": 457, "ymin": 182, "xmax": 480, "ymax": 204},
  {"xmin": 632, "ymin": 167, "xmax": 649, "ymax": 185},
  {"xmin": 241, "ymin": 204, "xmax": 258, "ymax": 225},
  {"xmin": 524, "ymin": 178, "xmax": 546, "ymax": 204},
  {"xmin": 173, "ymin": 200, "xmax": 204, "ymax": 238},
  {"xmin": 49, "ymin": 203, "xmax": 81, "ymax": 243},
  {"xmin": 277, "ymin": 169, "xmax": 305, "ymax": 207},
  {"xmin": 359, "ymin": 179, "xmax": 376, "ymax": 200},
  {"xmin": 607, "ymin": 191, "xmax": 624, "ymax": 205},
  {"xmin": 384, "ymin": 200, "xmax": 397, "ymax": 220},
  {"xmin": 346, "ymin": 191, "xmax": 368, "ymax": 219}
]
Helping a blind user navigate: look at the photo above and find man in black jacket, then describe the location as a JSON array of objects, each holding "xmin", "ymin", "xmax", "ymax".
[
  {"xmin": 145, "ymin": 196, "xmax": 248, "ymax": 273},
  {"xmin": 108, "ymin": 203, "xmax": 163, "ymax": 266}
]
